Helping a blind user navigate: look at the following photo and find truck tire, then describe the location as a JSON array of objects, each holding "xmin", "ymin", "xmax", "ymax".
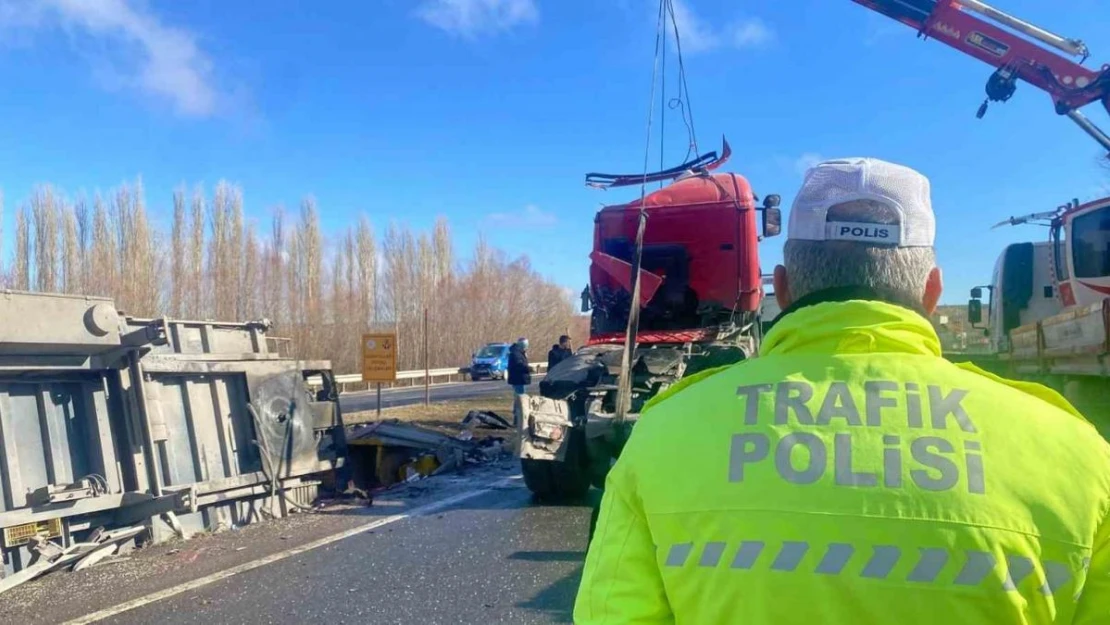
[{"xmin": 521, "ymin": 433, "xmax": 591, "ymax": 501}]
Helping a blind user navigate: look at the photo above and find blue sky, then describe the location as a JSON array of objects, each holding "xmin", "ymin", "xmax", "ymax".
[{"xmin": 0, "ymin": 0, "xmax": 1107, "ymax": 304}]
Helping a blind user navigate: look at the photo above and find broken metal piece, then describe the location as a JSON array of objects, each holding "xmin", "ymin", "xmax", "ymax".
[
  {"xmin": 72, "ymin": 543, "xmax": 120, "ymax": 572},
  {"xmin": 162, "ymin": 511, "xmax": 186, "ymax": 539},
  {"xmin": 585, "ymin": 137, "xmax": 732, "ymax": 189},
  {"xmin": 461, "ymin": 410, "xmax": 512, "ymax": 430},
  {"xmin": 28, "ymin": 536, "xmax": 64, "ymax": 562}
]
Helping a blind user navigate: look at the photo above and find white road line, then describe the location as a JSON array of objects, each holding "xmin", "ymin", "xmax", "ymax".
[{"xmin": 64, "ymin": 476, "xmax": 523, "ymax": 625}]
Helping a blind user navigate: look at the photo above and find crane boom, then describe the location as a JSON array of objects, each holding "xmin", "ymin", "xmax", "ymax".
[{"xmin": 852, "ymin": 0, "xmax": 1110, "ymax": 152}]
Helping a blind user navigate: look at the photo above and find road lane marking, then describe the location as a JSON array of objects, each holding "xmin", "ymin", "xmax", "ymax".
[{"xmin": 64, "ymin": 476, "xmax": 523, "ymax": 625}]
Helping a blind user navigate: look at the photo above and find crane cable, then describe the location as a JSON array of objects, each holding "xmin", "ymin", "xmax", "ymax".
[
  {"xmin": 665, "ymin": 0, "xmax": 700, "ymax": 161},
  {"xmin": 613, "ymin": 0, "xmax": 698, "ymax": 434}
]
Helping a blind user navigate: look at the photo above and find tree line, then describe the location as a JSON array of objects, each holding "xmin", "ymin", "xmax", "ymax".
[{"xmin": 3, "ymin": 180, "xmax": 578, "ymax": 373}]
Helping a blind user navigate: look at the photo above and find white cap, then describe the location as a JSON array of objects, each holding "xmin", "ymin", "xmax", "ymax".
[{"xmin": 788, "ymin": 157, "xmax": 935, "ymax": 247}]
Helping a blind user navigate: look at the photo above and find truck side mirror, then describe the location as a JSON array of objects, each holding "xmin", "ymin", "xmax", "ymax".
[
  {"xmin": 968, "ymin": 299, "xmax": 983, "ymax": 325},
  {"xmin": 970, "ymin": 287, "xmax": 983, "ymax": 299},
  {"xmin": 580, "ymin": 285, "xmax": 592, "ymax": 313},
  {"xmin": 762, "ymin": 206, "xmax": 782, "ymax": 238}
]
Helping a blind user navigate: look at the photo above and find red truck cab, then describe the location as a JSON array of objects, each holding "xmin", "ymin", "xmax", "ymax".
[{"xmin": 586, "ymin": 171, "xmax": 781, "ymax": 343}]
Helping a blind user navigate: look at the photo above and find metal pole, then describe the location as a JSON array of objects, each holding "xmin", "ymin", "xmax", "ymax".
[
  {"xmin": 424, "ymin": 308, "xmax": 430, "ymax": 407},
  {"xmin": 377, "ymin": 382, "xmax": 382, "ymax": 418},
  {"xmin": 128, "ymin": 353, "xmax": 164, "ymax": 497},
  {"xmin": 956, "ymin": 0, "xmax": 1087, "ymax": 58},
  {"xmin": 1066, "ymin": 109, "xmax": 1110, "ymax": 155}
]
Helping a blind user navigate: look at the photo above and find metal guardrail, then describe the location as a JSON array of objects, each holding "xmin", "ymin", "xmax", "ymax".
[{"xmin": 309, "ymin": 363, "xmax": 548, "ymax": 393}]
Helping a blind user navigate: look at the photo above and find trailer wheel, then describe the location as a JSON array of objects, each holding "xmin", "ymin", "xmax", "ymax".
[{"xmin": 522, "ymin": 433, "xmax": 591, "ymax": 501}]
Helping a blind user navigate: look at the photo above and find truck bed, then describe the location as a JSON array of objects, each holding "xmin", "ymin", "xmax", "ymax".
[{"xmin": 1003, "ymin": 299, "xmax": 1109, "ymax": 377}]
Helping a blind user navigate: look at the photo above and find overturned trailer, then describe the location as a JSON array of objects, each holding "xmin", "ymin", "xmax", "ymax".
[{"xmin": 0, "ymin": 291, "xmax": 345, "ymax": 576}]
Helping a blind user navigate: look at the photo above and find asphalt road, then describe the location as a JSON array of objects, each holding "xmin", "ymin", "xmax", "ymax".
[
  {"xmin": 96, "ymin": 475, "xmax": 595, "ymax": 624},
  {"xmin": 340, "ymin": 377, "xmax": 543, "ymax": 413}
]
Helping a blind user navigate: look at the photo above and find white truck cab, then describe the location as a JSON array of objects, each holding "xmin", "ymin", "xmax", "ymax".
[{"xmin": 971, "ymin": 241, "xmax": 1064, "ymax": 353}]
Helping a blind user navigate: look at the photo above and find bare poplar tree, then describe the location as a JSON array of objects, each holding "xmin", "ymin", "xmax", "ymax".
[
  {"xmin": 355, "ymin": 217, "xmax": 377, "ymax": 328},
  {"xmin": 61, "ymin": 204, "xmax": 80, "ymax": 294},
  {"xmin": 243, "ymin": 223, "xmax": 260, "ymax": 319},
  {"xmin": 229, "ymin": 185, "xmax": 245, "ymax": 318},
  {"xmin": 75, "ymin": 196, "xmax": 91, "ymax": 294},
  {"xmin": 208, "ymin": 182, "xmax": 231, "ymax": 320},
  {"xmin": 1, "ymin": 180, "xmax": 579, "ymax": 372},
  {"xmin": 130, "ymin": 179, "xmax": 160, "ymax": 315},
  {"xmin": 171, "ymin": 189, "xmax": 187, "ymax": 316},
  {"xmin": 187, "ymin": 187, "xmax": 205, "ymax": 318},
  {"xmin": 89, "ymin": 195, "xmax": 118, "ymax": 301},
  {"xmin": 31, "ymin": 187, "xmax": 60, "ymax": 293},
  {"xmin": 263, "ymin": 207, "xmax": 286, "ymax": 329},
  {"xmin": 298, "ymin": 197, "xmax": 323, "ymax": 325},
  {"xmin": 330, "ymin": 240, "xmax": 349, "ymax": 370},
  {"xmin": 14, "ymin": 206, "xmax": 29, "ymax": 291}
]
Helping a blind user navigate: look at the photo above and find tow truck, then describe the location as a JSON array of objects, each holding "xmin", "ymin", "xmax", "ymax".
[{"xmin": 853, "ymin": 0, "xmax": 1110, "ymax": 425}]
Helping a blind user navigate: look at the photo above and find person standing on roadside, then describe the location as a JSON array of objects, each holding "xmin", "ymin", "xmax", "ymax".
[
  {"xmin": 575, "ymin": 157, "xmax": 1110, "ymax": 624},
  {"xmin": 508, "ymin": 337, "xmax": 531, "ymax": 395},
  {"xmin": 508, "ymin": 337, "xmax": 532, "ymax": 429},
  {"xmin": 548, "ymin": 335, "xmax": 573, "ymax": 371}
]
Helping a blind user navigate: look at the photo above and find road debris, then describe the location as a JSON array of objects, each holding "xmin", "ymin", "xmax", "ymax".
[
  {"xmin": 347, "ymin": 420, "xmax": 512, "ymax": 488},
  {"xmin": 462, "ymin": 410, "xmax": 512, "ymax": 430},
  {"xmin": 0, "ymin": 525, "xmax": 147, "ymax": 596},
  {"xmin": 73, "ymin": 544, "xmax": 119, "ymax": 572}
]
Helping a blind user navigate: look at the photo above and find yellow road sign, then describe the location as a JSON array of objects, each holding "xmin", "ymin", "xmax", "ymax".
[{"xmin": 361, "ymin": 333, "xmax": 397, "ymax": 382}]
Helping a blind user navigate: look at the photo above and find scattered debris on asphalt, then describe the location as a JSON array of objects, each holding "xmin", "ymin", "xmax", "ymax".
[
  {"xmin": 0, "ymin": 525, "xmax": 146, "ymax": 596},
  {"xmin": 346, "ymin": 419, "xmax": 512, "ymax": 489},
  {"xmin": 461, "ymin": 410, "xmax": 512, "ymax": 430}
]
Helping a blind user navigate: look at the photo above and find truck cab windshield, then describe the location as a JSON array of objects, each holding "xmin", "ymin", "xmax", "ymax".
[{"xmin": 1072, "ymin": 207, "xmax": 1110, "ymax": 279}]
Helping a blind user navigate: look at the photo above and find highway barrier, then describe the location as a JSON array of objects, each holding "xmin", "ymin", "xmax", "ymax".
[{"xmin": 309, "ymin": 363, "xmax": 549, "ymax": 393}]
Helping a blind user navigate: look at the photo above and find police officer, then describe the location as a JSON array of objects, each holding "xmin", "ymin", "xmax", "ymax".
[{"xmin": 575, "ymin": 157, "xmax": 1110, "ymax": 624}]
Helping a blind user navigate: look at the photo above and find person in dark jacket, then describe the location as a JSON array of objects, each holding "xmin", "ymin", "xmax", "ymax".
[
  {"xmin": 507, "ymin": 338, "xmax": 531, "ymax": 394},
  {"xmin": 547, "ymin": 335, "xmax": 573, "ymax": 371}
]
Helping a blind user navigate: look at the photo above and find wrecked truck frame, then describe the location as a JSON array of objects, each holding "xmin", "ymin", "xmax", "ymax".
[
  {"xmin": 519, "ymin": 329, "xmax": 756, "ymax": 500},
  {"xmin": 0, "ymin": 291, "xmax": 345, "ymax": 578}
]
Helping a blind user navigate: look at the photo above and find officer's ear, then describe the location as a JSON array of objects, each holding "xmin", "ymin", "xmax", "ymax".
[
  {"xmin": 923, "ymin": 267, "xmax": 943, "ymax": 315},
  {"xmin": 773, "ymin": 265, "xmax": 792, "ymax": 310}
]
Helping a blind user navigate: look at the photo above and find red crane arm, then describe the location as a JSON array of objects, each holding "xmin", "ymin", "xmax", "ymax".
[{"xmin": 852, "ymin": 0, "xmax": 1110, "ymax": 151}]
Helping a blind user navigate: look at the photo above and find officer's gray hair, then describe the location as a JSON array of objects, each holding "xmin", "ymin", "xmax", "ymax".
[{"xmin": 784, "ymin": 199, "xmax": 936, "ymax": 305}]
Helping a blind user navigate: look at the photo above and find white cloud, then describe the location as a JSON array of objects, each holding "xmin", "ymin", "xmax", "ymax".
[
  {"xmin": 668, "ymin": 0, "xmax": 719, "ymax": 53},
  {"xmin": 0, "ymin": 0, "xmax": 220, "ymax": 117},
  {"xmin": 730, "ymin": 18, "xmax": 774, "ymax": 48},
  {"xmin": 416, "ymin": 0, "xmax": 538, "ymax": 39},
  {"xmin": 668, "ymin": 0, "xmax": 773, "ymax": 54},
  {"xmin": 486, "ymin": 204, "xmax": 557, "ymax": 228}
]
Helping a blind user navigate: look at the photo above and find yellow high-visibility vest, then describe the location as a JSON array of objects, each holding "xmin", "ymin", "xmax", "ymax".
[{"xmin": 575, "ymin": 299, "xmax": 1110, "ymax": 625}]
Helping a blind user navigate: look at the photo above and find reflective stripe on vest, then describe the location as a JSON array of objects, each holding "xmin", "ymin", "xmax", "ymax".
[{"xmin": 658, "ymin": 539, "xmax": 1089, "ymax": 598}]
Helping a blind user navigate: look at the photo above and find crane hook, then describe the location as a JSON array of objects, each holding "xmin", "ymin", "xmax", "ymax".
[{"xmin": 977, "ymin": 66, "xmax": 1018, "ymax": 119}]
